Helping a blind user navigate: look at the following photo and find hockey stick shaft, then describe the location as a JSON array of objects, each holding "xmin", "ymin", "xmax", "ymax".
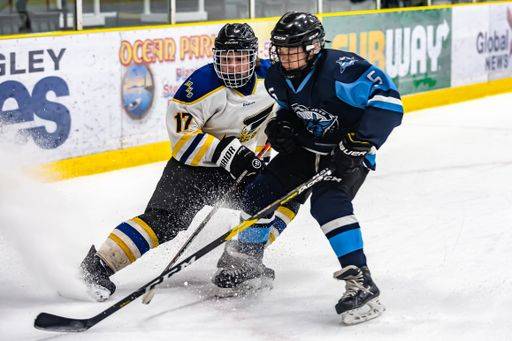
[
  {"xmin": 141, "ymin": 142, "xmax": 271, "ymax": 304},
  {"xmin": 34, "ymin": 167, "xmax": 332, "ymax": 332}
]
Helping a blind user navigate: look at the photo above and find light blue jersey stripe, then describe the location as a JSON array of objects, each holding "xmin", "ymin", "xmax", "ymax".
[{"xmin": 334, "ymin": 80, "xmax": 370, "ymax": 109}]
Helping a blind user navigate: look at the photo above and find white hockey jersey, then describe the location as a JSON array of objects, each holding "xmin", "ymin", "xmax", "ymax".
[{"xmin": 166, "ymin": 62, "xmax": 274, "ymax": 167}]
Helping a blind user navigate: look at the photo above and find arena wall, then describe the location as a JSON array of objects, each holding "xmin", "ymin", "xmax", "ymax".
[{"xmin": 1, "ymin": 2, "xmax": 511, "ymax": 180}]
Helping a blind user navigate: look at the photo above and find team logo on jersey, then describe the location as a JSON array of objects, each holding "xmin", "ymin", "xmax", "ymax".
[
  {"xmin": 291, "ymin": 104, "xmax": 338, "ymax": 138},
  {"xmin": 336, "ymin": 56, "xmax": 357, "ymax": 75},
  {"xmin": 185, "ymin": 80, "xmax": 194, "ymax": 98},
  {"xmin": 239, "ymin": 104, "xmax": 274, "ymax": 142}
]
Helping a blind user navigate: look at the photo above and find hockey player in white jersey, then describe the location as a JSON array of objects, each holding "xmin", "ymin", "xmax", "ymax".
[{"xmin": 79, "ymin": 23, "xmax": 299, "ymax": 301}]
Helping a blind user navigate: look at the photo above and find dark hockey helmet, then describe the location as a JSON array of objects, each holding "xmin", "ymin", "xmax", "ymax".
[
  {"xmin": 269, "ymin": 12, "xmax": 326, "ymax": 78},
  {"xmin": 213, "ymin": 23, "xmax": 258, "ymax": 88}
]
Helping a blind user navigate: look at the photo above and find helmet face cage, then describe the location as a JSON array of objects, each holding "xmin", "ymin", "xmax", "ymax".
[
  {"xmin": 213, "ymin": 49, "xmax": 257, "ymax": 88},
  {"xmin": 269, "ymin": 12, "xmax": 325, "ymax": 78},
  {"xmin": 269, "ymin": 38, "xmax": 322, "ymax": 78}
]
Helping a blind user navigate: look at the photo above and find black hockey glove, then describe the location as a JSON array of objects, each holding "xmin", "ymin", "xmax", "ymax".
[
  {"xmin": 333, "ymin": 132, "xmax": 372, "ymax": 174},
  {"xmin": 329, "ymin": 132, "xmax": 372, "ymax": 198},
  {"xmin": 212, "ymin": 136, "xmax": 264, "ymax": 179},
  {"xmin": 265, "ymin": 119, "xmax": 298, "ymax": 155}
]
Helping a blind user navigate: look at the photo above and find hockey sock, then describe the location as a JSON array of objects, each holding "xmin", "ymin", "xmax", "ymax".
[
  {"xmin": 96, "ymin": 217, "xmax": 159, "ymax": 272},
  {"xmin": 319, "ymin": 214, "xmax": 367, "ymax": 268},
  {"xmin": 237, "ymin": 204, "xmax": 297, "ymax": 247},
  {"xmin": 266, "ymin": 205, "xmax": 296, "ymax": 246}
]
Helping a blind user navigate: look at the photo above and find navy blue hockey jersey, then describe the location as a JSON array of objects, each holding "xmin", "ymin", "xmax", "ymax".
[{"xmin": 264, "ymin": 49, "xmax": 403, "ymax": 155}]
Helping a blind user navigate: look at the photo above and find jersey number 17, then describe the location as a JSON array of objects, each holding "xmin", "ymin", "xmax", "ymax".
[{"xmin": 175, "ymin": 112, "xmax": 193, "ymax": 133}]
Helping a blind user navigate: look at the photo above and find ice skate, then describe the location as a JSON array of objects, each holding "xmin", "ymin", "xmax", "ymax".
[
  {"xmin": 334, "ymin": 265, "xmax": 385, "ymax": 325},
  {"xmin": 80, "ymin": 245, "xmax": 116, "ymax": 302},
  {"xmin": 212, "ymin": 240, "xmax": 274, "ymax": 297}
]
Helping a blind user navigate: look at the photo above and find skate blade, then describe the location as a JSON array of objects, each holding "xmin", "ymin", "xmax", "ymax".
[
  {"xmin": 214, "ymin": 277, "xmax": 273, "ymax": 298},
  {"xmin": 341, "ymin": 298, "xmax": 385, "ymax": 325}
]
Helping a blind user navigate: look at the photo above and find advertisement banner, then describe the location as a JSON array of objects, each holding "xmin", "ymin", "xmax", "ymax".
[
  {"xmin": 2, "ymin": 4, "xmax": 510, "ymax": 168},
  {"xmin": 0, "ymin": 20, "xmax": 280, "ymax": 164},
  {"xmin": 117, "ymin": 24, "xmax": 223, "ymax": 149},
  {"xmin": 111, "ymin": 20, "xmax": 280, "ymax": 150},
  {"xmin": 323, "ymin": 9, "xmax": 452, "ymax": 95},
  {"xmin": 488, "ymin": 4, "xmax": 512, "ymax": 81},
  {"xmin": 451, "ymin": 6, "xmax": 490, "ymax": 87},
  {"xmin": 0, "ymin": 34, "xmax": 120, "ymax": 162}
]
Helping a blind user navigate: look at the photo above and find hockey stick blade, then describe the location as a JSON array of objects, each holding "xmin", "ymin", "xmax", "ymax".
[{"xmin": 34, "ymin": 312, "xmax": 91, "ymax": 332}]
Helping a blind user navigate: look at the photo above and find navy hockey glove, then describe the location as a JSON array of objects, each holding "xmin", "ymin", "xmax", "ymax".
[
  {"xmin": 265, "ymin": 119, "xmax": 298, "ymax": 155},
  {"xmin": 212, "ymin": 136, "xmax": 264, "ymax": 179},
  {"xmin": 333, "ymin": 132, "xmax": 372, "ymax": 173}
]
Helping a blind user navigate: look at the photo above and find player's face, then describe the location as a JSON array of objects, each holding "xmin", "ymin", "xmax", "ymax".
[
  {"xmin": 278, "ymin": 47, "xmax": 307, "ymax": 71},
  {"xmin": 218, "ymin": 51, "xmax": 251, "ymax": 76}
]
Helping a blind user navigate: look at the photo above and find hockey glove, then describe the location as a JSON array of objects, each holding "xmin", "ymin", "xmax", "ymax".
[
  {"xmin": 212, "ymin": 136, "xmax": 264, "ymax": 179},
  {"xmin": 329, "ymin": 132, "xmax": 372, "ymax": 198},
  {"xmin": 333, "ymin": 132, "xmax": 372, "ymax": 173},
  {"xmin": 265, "ymin": 119, "xmax": 298, "ymax": 155}
]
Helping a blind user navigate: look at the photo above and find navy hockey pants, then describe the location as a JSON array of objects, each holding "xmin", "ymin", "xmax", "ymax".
[{"xmin": 238, "ymin": 149, "xmax": 369, "ymax": 268}]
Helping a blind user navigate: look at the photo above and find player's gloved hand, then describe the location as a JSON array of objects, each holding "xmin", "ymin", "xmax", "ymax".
[
  {"xmin": 332, "ymin": 132, "xmax": 372, "ymax": 174},
  {"xmin": 212, "ymin": 136, "xmax": 264, "ymax": 179},
  {"xmin": 265, "ymin": 119, "xmax": 298, "ymax": 154},
  {"xmin": 329, "ymin": 132, "xmax": 372, "ymax": 198}
]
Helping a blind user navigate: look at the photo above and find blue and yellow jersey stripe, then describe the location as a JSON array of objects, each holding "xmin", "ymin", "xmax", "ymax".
[
  {"xmin": 172, "ymin": 130, "xmax": 220, "ymax": 167},
  {"xmin": 190, "ymin": 134, "xmax": 216, "ymax": 166}
]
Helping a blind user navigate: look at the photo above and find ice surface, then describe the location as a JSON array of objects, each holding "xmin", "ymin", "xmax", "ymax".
[{"xmin": 1, "ymin": 93, "xmax": 511, "ymax": 340}]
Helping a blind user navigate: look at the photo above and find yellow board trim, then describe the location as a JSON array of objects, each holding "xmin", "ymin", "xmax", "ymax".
[
  {"xmin": 402, "ymin": 77, "xmax": 512, "ymax": 113},
  {"xmin": 108, "ymin": 233, "xmax": 136, "ymax": 263},
  {"xmin": 191, "ymin": 134, "xmax": 215, "ymax": 166},
  {"xmin": 131, "ymin": 217, "xmax": 159, "ymax": 248},
  {"xmin": 35, "ymin": 141, "xmax": 171, "ymax": 182},
  {"xmin": 33, "ymin": 77, "xmax": 512, "ymax": 182},
  {"xmin": 276, "ymin": 206, "xmax": 296, "ymax": 222}
]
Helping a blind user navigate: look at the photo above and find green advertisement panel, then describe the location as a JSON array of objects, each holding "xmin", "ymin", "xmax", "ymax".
[{"xmin": 323, "ymin": 9, "xmax": 452, "ymax": 95}]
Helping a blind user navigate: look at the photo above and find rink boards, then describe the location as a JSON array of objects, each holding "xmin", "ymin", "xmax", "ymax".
[{"xmin": 0, "ymin": 1, "xmax": 511, "ymax": 179}]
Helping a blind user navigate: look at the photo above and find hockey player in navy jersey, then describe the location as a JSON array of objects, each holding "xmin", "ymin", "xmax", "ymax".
[
  {"xmin": 213, "ymin": 12, "xmax": 403, "ymax": 324},
  {"xmin": 79, "ymin": 23, "xmax": 300, "ymax": 301}
]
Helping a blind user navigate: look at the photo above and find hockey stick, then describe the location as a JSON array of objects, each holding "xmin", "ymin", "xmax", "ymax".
[
  {"xmin": 141, "ymin": 142, "xmax": 271, "ymax": 304},
  {"xmin": 34, "ymin": 167, "xmax": 333, "ymax": 333}
]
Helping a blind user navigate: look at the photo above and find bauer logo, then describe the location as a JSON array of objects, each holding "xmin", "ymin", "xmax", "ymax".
[
  {"xmin": 121, "ymin": 63, "xmax": 155, "ymax": 120},
  {"xmin": 0, "ymin": 48, "xmax": 71, "ymax": 149}
]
